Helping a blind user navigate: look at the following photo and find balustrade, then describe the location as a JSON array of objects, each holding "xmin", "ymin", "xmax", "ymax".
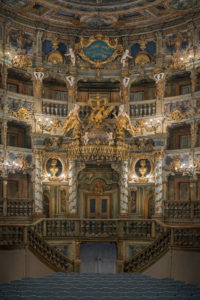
[
  {"xmin": 164, "ymin": 201, "xmax": 200, "ymax": 220},
  {"xmin": 33, "ymin": 219, "xmax": 44, "ymax": 235},
  {"xmin": 0, "ymin": 201, "xmax": 3, "ymax": 215},
  {"xmin": 33, "ymin": 219, "xmax": 155, "ymax": 239},
  {"xmin": 28, "ymin": 228, "xmax": 73, "ymax": 272},
  {"xmin": 0, "ymin": 226, "xmax": 24, "ymax": 246},
  {"xmin": 0, "ymin": 199, "xmax": 33, "ymax": 217},
  {"xmin": 80, "ymin": 220, "xmax": 117, "ymax": 237},
  {"xmin": 130, "ymin": 101, "xmax": 156, "ymax": 118},
  {"xmin": 122, "ymin": 220, "xmax": 152, "ymax": 238},
  {"xmin": 124, "ymin": 231, "xmax": 171, "ymax": 273},
  {"xmin": 42, "ymin": 101, "xmax": 68, "ymax": 116},
  {"xmin": 173, "ymin": 228, "xmax": 200, "ymax": 248},
  {"xmin": 6, "ymin": 199, "xmax": 33, "ymax": 217},
  {"xmin": 194, "ymin": 202, "xmax": 200, "ymax": 218},
  {"xmin": 46, "ymin": 219, "xmax": 76, "ymax": 238},
  {"xmin": 0, "ymin": 222, "xmax": 200, "ymax": 274}
]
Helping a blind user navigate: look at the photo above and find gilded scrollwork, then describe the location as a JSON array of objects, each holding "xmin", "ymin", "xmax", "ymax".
[
  {"xmin": 164, "ymin": 155, "xmax": 193, "ymax": 176},
  {"xmin": 47, "ymin": 35, "xmax": 63, "ymax": 65},
  {"xmin": 88, "ymin": 94, "xmax": 114, "ymax": 128},
  {"xmin": 134, "ymin": 53, "xmax": 150, "ymax": 66},
  {"xmin": 76, "ymin": 34, "xmax": 123, "ymax": 68},
  {"xmin": 135, "ymin": 119, "xmax": 162, "ymax": 135},
  {"xmin": 165, "ymin": 109, "xmax": 191, "ymax": 121},
  {"xmin": 12, "ymin": 54, "xmax": 32, "ymax": 69},
  {"xmin": 12, "ymin": 107, "xmax": 32, "ymax": 120},
  {"xmin": 2, "ymin": 153, "xmax": 33, "ymax": 173}
]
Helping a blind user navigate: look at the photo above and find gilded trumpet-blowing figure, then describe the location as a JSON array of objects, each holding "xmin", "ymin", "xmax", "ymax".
[
  {"xmin": 115, "ymin": 105, "xmax": 137, "ymax": 139},
  {"xmin": 63, "ymin": 104, "xmax": 81, "ymax": 139}
]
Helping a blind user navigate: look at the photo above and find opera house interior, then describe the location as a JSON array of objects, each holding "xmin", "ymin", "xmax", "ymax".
[{"xmin": 0, "ymin": 0, "xmax": 200, "ymax": 295}]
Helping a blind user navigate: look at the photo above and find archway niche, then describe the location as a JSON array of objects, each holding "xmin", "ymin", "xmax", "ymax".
[
  {"xmin": 7, "ymin": 121, "xmax": 32, "ymax": 148},
  {"xmin": 77, "ymin": 80, "xmax": 120, "ymax": 103},
  {"xmin": 77, "ymin": 163, "xmax": 120, "ymax": 218},
  {"xmin": 165, "ymin": 72, "xmax": 191, "ymax": 97},
  {"xmin": 6, "ymin": 68, "xmax": 33, "ymax": 96},
  {"xmin": 43, "ymin": 77, "xmax": 68, "ymax": 101},
  {"xmin": 130, "ymin": 78, "xmax": 155, "ymax": 102}
]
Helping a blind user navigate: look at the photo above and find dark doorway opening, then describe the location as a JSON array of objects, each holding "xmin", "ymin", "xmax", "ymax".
[{"xmin": 80, "ymin": 242, "xmax": 117, "ymax": 273}]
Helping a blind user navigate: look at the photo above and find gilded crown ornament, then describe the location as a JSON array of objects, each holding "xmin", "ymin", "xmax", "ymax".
[{"xmin": 88, "ymin": 94, "xmax": 114, "ymax": 128}]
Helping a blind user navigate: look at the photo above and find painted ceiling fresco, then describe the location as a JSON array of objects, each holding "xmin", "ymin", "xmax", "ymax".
[{"xmin": 0, "ymin": 0, "xmax": 199, "ymax": 33}]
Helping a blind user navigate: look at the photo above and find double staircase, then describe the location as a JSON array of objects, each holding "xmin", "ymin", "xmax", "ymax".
[{"xmin": 0, "ymin": 219, "xmax": 200, "ymax": 274}]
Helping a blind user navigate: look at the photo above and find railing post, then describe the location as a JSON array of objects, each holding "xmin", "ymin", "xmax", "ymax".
[
  {"xmin": 151, "ymin": 220, "xmax": 156, "ymax": 238},
  {"xmin": 3, "ymin": 198, "xmax": 7, "ymax": 217},
  {"xmin": 43, "ymin": 220, "xmax": 46, "ymax": 237},
  {"xmin": 117, "ymin": 220, "xmax": 124, "ymax": 238},
  {"xmin": 75, "ymin": 220, "xmax": 80, "ymax": 236},
  {"xmin": 116, "ymin": 240, "xmax": 124, "ymax": 273},
  {"xmin": 24, "ymin": 227, "xmax": 28, "ymax": 246},
  {"xmin": 3, "ymin": 179, "xmax": 8, "ymax": 217},
  {"xmin": 74, "ymin": 241, "xmax": 81, "ymax": 273},
  {"xmin": 170, "ymin": 228, "xmax": 174, "ymax": 247},
  {"xmin": 190, "ymin": 202, "xmax": 194, "ymax": 220}
]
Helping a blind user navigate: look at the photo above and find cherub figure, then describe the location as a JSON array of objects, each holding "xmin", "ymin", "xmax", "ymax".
[
  {"xmin": 83, "ymin": 131, "xmax": 89, "ymax": 145},
  {"xmin": 106, "ymin": 132, "xmax": 114, "ymax": 145},
  {"xmin": 65, "ymin": 48, "xmax": 76, "ymax": 66},
  {"xmin": 121, "ymin": 49, "xmax": 132, "ymax": 67}
]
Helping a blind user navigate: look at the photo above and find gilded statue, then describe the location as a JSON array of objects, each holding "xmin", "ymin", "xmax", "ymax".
[
  {"xmin": 63, "ymin": 104, "xmax": 81, "ymax": 139},
  {"xmin": 88, "ymin": 95, "xmax": 114, "ymax": 128},
  {"xmin": 49, "ymin": 159, "xmax": 59, "ymax": 177},
  {"xmin": 154, "ymin": 73, "xmax": 165, "ymax": 100},
  {"xmin": 115, "ymin": 105, "xmax": 137, "ymax": 139},
  {"xmin": 139, "ymin": 160, "xmax": 147, "ymax": 177},
  {"xmin": 33, "ymin": 71, "xmax": 44, "ymax": 98}
]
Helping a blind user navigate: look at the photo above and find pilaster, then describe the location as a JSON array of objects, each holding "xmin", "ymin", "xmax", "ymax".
[
  {"xmin": 34, "ymin": 150, "xmax": 43, "ymax": 216},
  {"xmin": 154, "ymin": 154, "xmax": 163, "ymax": 217},
  {"xmin": 68, "ymin": 160, "xmax": 78, "ymax": 217},
  {"xmin": 119, "ymin": 161, "xmax": 129, "ymax": 216}
]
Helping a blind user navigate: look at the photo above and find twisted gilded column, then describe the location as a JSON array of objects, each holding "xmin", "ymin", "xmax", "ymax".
[
  {"xmin": 154, "ymin": 154, "xmax": 163, "ymax": 216},
  {"xmin": 68, "ymin": 160, "xmax": 77, "ymax": 216},
  {"xmin": 120, "ymin": 161, "xmax": 129, "ymax": 216},
  {"xmin": 34, "ymin": 151, "xmax": 43, "ymax": 215}
]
